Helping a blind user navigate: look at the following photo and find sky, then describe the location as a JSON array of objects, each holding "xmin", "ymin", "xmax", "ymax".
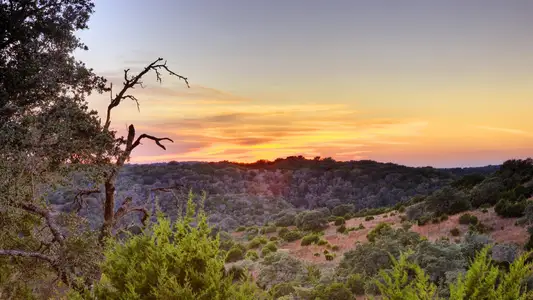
[{"xmin": 76, "ymin": 0, "xmax": 533, "ymax": 168}]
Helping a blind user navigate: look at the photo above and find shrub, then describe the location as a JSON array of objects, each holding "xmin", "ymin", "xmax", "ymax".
[
  {"xmin": 261, "ymin": 247, "xmax": 274, "ymax": 257},
  {"xmin": 325, "ymin": 253, "xmax": 335, "ymax": 261},
  {"xmin": 337, "ymin": 224, "xmax": 347, "ymax": 234},
  {"xmin": 269, "ymin": 236, "xmax": 278, "ymax": 242},
  {"xmin": 301, "ymin": 233, "xmax": 320, "ymax": 246},
  {"xmin": 261, "ymin": 225, "xmax": 277, "ymax": 234},
  {"xmin": 269, "ymin": 282, "xmax": 296, "ymax": 299},
  {"xmin": 495, "ymin": 199, "xmax": 527, "ymax": 218},
  {"xmin": 226, "ymin": 246, "xmax": 245, "ymax": 263},
  {"xmin": 236, "ymin": 226, "xmax": 246, "ymax": 232},
  {"xmin": 469, "ymin": 221, "xmax": 492, "ymax": 234},
  {"xmin": 313, "ymin": 282, "xmax": 352, "ymax": 300},
  {"xmin": 482, "ymin": 208, "xmax": 488, "ymax": 213},
  {"xmin": 92, "ymin": 195, "xmax": 265, "ymax": 299},
  {"xmin": 245, "ymin": 250, "xmax": 259, "ymax": 261},
  {"xmin": 317, "ymin": 239, "xmax": 328, "ymax": 246},
  {"xmin": 274, "ymin": 212, "xmax": 296, "ymax": 227},
  {"xmin": 365, "ymin": 216, "xmax": 375, "ymax": 221},
  {"xmin": 323, "ymin": 249, "xmax": 329, "ymax": 255},
  {"xmin": 459, "ymin": 213, "xmax": 478, "ymax": 225},
  {"xmin": 314, "ymin": 252, "xmax": 320, "ymax": 257},
  {"xmin": 332, "ymin": 204, "xmax": 355, "ymax": 217},
  {"xmin": 263, "ymin": 241, "xmax": 278, "ymax": 253},
  {"xmin": 399, "ymin": 206, "xmax": 406, "ymax": 213},
  {"xmin": 346, "ymin": 273, "xmax": 366, "ymax": 295},
  {"xmin": 331, "ymin": 245, "xmax": 340, "ymax": 251},
  {"xmin": 358, "ymin": 223, "xmax": 365, "ymax": 230},
  {"xmin": 334, "ymin": 216, "xmax": 346, "ymax": 226},
  {"xmin": 440, "ymin": 214, "xmax": 449, "ymax": 221},
  {"xmin": 450, "ymin": 228, "xmax": 461, "ymax": 236},
  {"xmin": 295, "ymin": 209, "xmax": 329, "ymax": 232},
  {"xmin": 431, "ymin": 217, "xmax": 440, "ymax": 224},
  {"xmin": 278, "ymin": 227, "xmax": 289, "ymax": 236},
  {"xmin": 367, "ymin": 222, "xmax": 392, "ymax": 243},
  {"xmin": 281, "ymin": 230, "xmax": 303, "ymax": 242},
  {"xmin": 248, "ymin": 236, "xmax": 268, "ymax": 249},
  {"xmin": 257, "ymin": 252, "xmax": 307, "ymax": 289}
]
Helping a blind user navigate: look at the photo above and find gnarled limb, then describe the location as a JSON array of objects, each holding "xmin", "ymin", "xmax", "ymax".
[
  {"xmin": 131, "ymin": 134, "xmax": 173, "ymax": 151},
  {"xmin": 15, "ymin": 202, "xmax": 64, "ymax": 246}
]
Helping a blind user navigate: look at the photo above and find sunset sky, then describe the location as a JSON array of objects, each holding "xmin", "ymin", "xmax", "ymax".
[{"xmin": 76, "ymin": 0, "xmax": 533, "ymax": 167}]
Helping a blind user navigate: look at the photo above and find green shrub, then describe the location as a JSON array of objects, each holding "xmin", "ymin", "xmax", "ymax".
[
  {"xmin": 236, "ymin": 226, "xmax": 246, "ymax": 232},
  {"xmin": 314, "ymin": 252, "xmax": 320, "ymax": 257},
  {"xmin": 261, "ymin": 247, "xmax": 274, "ymax": 257},
  {"xmin": 367, "ymin": 222, "xmax": 392, "ymax": 243},
  {"xmin": 450, "ymin": 228, "xmax": 461, "ymax": 236},
  {"xmin": 334, "ymin": 216, "xmax": 346, "ymax": 226},
  {"xmin": 346, "ymin": 273, "xmax": 365, "ymax": 295},
  {"xmin": 469, "ymin": 221, "xmax": 492, "ymax": 234},
  {"xmin": 399, "ymin": 206, "xmax": 406, "ymax": 213},
  {"xmin": 317, "ymin": 239, "xmax": 328, "ymax": 246},
  {"xmin": 269, "ymin": 236, "xmax": 278, "ymax": 242},
  {"xmin": 281, "ymin": 230, "xmax": 303, "ymax": 242},
  {"xmin": 323, "ymin": 249, "xmax": 329, "ymax": 255},
  {"xmin": 313, "ymin": 282, "xmax": 352, "ymax": 300},
  {"xmin": 301, "ymin": 233, "xmax": 320, "ymax": 246},
  {"xmin": 91, "ymin": 195, "xmax": 265, "ymax": 299},
  {"xmin": 337, "ymin": 224, "xmax": 347, "ymax": 233},
  {"xmin": 263, "ymin": 241, "xmax": 278, "ymax": 253},
  {"xmin": 482, "ymin": 208, "xmax": 489, "ymax": 213},
  {"xmin": 358, "ymin": 223, "xmax": 365, "ymax": 230},
  {"xmin": 325, "ymin": 253, "xmax": 335, "ymax": 261},
  {"xmin": 431, "ymin": 217, "xmax": 440, "ymax": 224},
  {"xmin": 332, "ymin": 204, "xmax": 355, "ymax": 217},
  {"xmin": 226, "ymin": 246, "xmax": 245, "ymax": 263},
  {"xmin": 247, "ymin": 235, "xmax": 268, "ymax": 249},
  {"xmin": 278, "ymin": 227, "xmax": 289, "ymax": 236},
  {"xmin": 257, "ymin": 252, "xmax": 307, "ymax": 289},
  {"xmin": 245, "ymin": 250, "xmax": 259, "ymax": 261},
  {"xmin": 269, "ymin": 282, "xmax": 296, "ymax": 299},
  {"xmin": 495, "ymin": 199, "xmax": 527, "ymax": 218},
  {"xmin": 440, "ymin": 214, "xmax": 449, "ymax": 221},
  {"xmin": 295, "ymin": 210, "xmax": 329, "ymax": 232},
  {"xmin": 365, "ymin": 216, "xmax": 375, "ymax": 221},
  {"xmin": 332, "ymin": 245, "xmax": 340, "ymax": 251},
  {"xmin": 459, "ymin": 213, "xmax": 478, "ymax": 225},
  {"xmin": 261, "ymin": 225, "xmax": 277, "ymax": 234}
]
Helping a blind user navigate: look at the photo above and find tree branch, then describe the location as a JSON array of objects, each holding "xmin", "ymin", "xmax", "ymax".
[
  {"xmin": 72, "ymin": 189, "xmax": 101, "ymax": 213},
  {"xmin": 16, "ymin": 202, "xmax": 64, "ymax": 246},
  {"xmin": 114, "ymin": 197, "xmax": 149, "ymax": 227},
  {"xmin": 0, "ymin": 249, "xmax": 55, "ymax": 265},
  {"xmin": 103, "ymin": 57, "xmax": 189, "ymax": 131},
  {"xmin": 131, "ymin": 134, "xmax": 173, "ymax": 151}
]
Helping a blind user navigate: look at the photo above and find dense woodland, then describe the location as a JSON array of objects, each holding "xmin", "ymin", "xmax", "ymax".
[{"xmin": 2, "ymin": 1, "xmax": 533, "ymax": 299}]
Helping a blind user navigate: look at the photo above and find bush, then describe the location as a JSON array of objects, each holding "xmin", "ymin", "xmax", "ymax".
[
  {"xmin": 417, "ymin": 215, "xmax": 431, "ymax": 226},
  {"xmin": 314, "ymin": 252, "xmax": 320, "ymax": 257},
  {"xmin": 358, "ymin": 223, "xmax": 365, "ymax": 230},
  {"xmin": 261, "ymin": 225, "xmax": 277, "ymax": 234},
  {"xmin": 365, "ymin": 216, "xmax": 375, "ymax": 221},
  {"xmin": 431, "ymin": 217, "xmax": 440, "ymax": 224},
  {"xmin": 346, "ymin": 273, "xmax": 365, "ymax": 295},
  {"xmin": 274, "ymin": 212, "xmax": 296, "ymax": 227},
  {"xmin": 295, "ymin": 209, "xmax": 329, "ymax": 232},
  {"xmin": 92, "ymin": 195, "xmax": 264, "ymax": 299},
  {"xmin": 278, "ymin": 227, "xmax": 289, "ymax": 236},
  {"xmin": 459, "ymin": 213, "xmax": 478, "ymax": 225},
  {"xmin": 450, "ymin": 228, "xmax": 460, "ymax": 236},
  {"xmin": 317, "ymin": 239, "xmax": 328, "ymax": 246},
  {"xmin": 313, "ymin": 282, "xmax": 353, "ymax": 300},
  {"xmin": 257, "ymin": 252, "xmax": 307, "ymax": 289},
  {"xmin": 482, "ymin": 208, "xmax": 488, "ymax": 213},
  {"xmin": 248, "ymin": 236, "xmax": 268, "ymax": 249},
  {"xmin": 236, "ymin": 226, "xmax": 246, "ymax": 232},
  {"xmin": 337, "ymin": 224, "xmax": 347, "ymax": 234},
  {"xmin": 263, "ymin": 241, "xmax": 278, "ymax": 253},
  {"xmin": 325, "ymin": 253, "xmax": 335, "ymax": 261},
  {"xmin": 440, "ymin": 214, "xmax": 449, "ymax": 221},
  {"xmin": 495, "ymin": 199, "xmax": 527, "ymax": 218},
  {"xmin": 269, "ymin": 282, "xmax": 296, "ymax": 299},
  {"xmin": 332, "ymin": 204, "xmax": 355, "ymax": 217},
  {"xmin": 245, "ymin": 250, "xmax": 259, "ymax": 261},
  {"xmin": 334, "ymin": 216, "xmax": 346, "ymax": 226},
  {"xmin": 281, "ymin": 230, "xmax": 303, "ymax": 242},
  {"xmin": 331, "ymin": 245, "xmax": 340, "ymax": 251},
  {"xmin": 367, "ymin": 223, "xmax": 392, "ymax": 243},
  {"xmin": 301, "ymin": 233, "xmax": 321, "ymax": 246},
  {"xmin": 226, "ymin": 246, "xmax": 245, "ymax": 263}
]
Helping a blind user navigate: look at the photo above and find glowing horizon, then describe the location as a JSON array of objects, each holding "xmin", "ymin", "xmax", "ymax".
[{"xmin": 77, "ymin": 0, "xmax": 533, "ymax": 168}]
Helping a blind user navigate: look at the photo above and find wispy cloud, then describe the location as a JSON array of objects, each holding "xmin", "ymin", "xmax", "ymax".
[{"xmin": 476, "ymin": 125, "xmax": 532, "ymax": 137}]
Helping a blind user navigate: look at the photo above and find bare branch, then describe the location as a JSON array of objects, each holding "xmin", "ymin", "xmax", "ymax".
[
  {"xmin": 15, "ymin": 202, "xmax": 64, "ymax": 245},
  {"xmin": 73, "ymin": 189, "xmax": 100, "ymax": 213},
  {"xmin": 0, "ymin": 249, "xmax": 55, "ymax": 265},
  {"xmin": 103, "ymin": 57, "xmax": 189, "ymax": 131},
  {"xmin": 123, "ymin": 95, "xmax": 140, "ymax": 111},
  {"xmin": 114, "ymin": 197, "xmax": 149, "ymax": 227},
  {"xmin": 131, "ymin": 134, "xmax": 173, "ymax": 151}
]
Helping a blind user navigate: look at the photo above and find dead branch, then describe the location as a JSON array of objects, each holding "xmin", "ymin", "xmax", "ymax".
[
  {"xmin": 103, "ymin": 57, "xmax": 189, "ymax": 131},
  {"xmin": 73, "ymin": 189, "xmax": 100, "ymax": 213},
  {"xmin": 114, "ymin": 197, "xmax": 149, "ymax": 227},
  {"xmin": 0, "ymin": 249, "xmax": 55, "ymax": 264},
  {"xmin": 15, "ymin": 202, "xmax": 64, "ymax": 246},
  {"xmin": 131, "ymin": 134, "xmax": 173, "ymax": 151}
]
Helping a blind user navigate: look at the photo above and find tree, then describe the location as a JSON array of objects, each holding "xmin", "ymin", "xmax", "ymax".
[
  {"xmin": 0, "ymin": 0, "xmax": 189, "ymax": 294},
  {"xmin": 78, "ymin": 193, "xmax": 266, "ymax": 300}
]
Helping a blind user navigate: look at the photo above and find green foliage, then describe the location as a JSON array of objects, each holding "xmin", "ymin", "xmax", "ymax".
[
  {"xmin": 226, "ymin": 246, "xmax": 245, "ymax": 263},
  {"xmin": 261, "ymin": 247, "xmax": 274, "ymax": 258},
  {"xmin": 334, "ymin": 216, "xmax": 346, "ymax": 226},
  {"xmin": 269, "ymin": 282, "xmax": 296, "ymax": 298},
  {"xmin": 301, "ymin": 233, "xmax": 321, "ymax": 246},
  {"xmin": 281, "ymin": 230, "xmax": 303, "ymax": 242},
  {"xmin": 365, "ymin": 216, "xmax": 375, "ymax": 221},
  {"xmin": 458, "ymin": 213, "xmax": 478, "ymax": 225},
  {"xmin": 332, "ymin": 204, "xmax": 355, "ymax": 217},
  {"xmin": 449, "ymin": 246, "xmax": 533, "ymax": 300},
  {"xmin": 313, "ymin": 282, "xmax": 353, "ymax": 300},
  {"xmin": 317, "ymin": 239, "xmax": 328, "ymax": 246},
  {"xmin": 295, "ymin": 209, "xmax": 329, "ymax": 232},
  {"xmin": 417, "ymin": 215, "xmax": 431, "ymax": 226},
  {"xmin": 236, "ymin": 226, "xmax": 246, "ymax": 232},
  {"xmin": 495, "ymin": 198, "xmax": 527, "ymax": 218},
  {"xmin": 274, "ymin": 211, "xmax": 297, "ymax": 227},
  {"xmin": 367, "ymin": 222, "xmax": 393, "ymax": 243},
  {"xmin": 247, "ymin": 235, "xmax": 268, "ymax": 249},
  {"xmin": 374, "ymin": 251, "xmax": 438, "ymax": 299},
  {"xmin": 257, "ymin": 252, "xmax": 307, "ymax": 289},
  {"xmin": 426, "ymin": 187, "xmax": 472, "ymax": 216},
  {"xmin": 245, "ymin": 250, "xmax": 259, "ymax": 261},
  {"xmin": 260, "ymin": 224, "xmax": 277, "ymax": 234},
  {"xmin": 91, "ymin": 195, "xmax": 265, "ymax": 299},
  {"xmin": 263, "ymin": 241, "xmax": 278, "ymax": 253},
  {"xmin": 332, "ymin": 245, "xmax": 340, "ymax": 251},
  {"xmin": 346, "ymin": 273, "xmax": 366, "ymax": 295},
  {"xmin": 278, "ymin": 227, "xmax": 289, "ymax": 237}
]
